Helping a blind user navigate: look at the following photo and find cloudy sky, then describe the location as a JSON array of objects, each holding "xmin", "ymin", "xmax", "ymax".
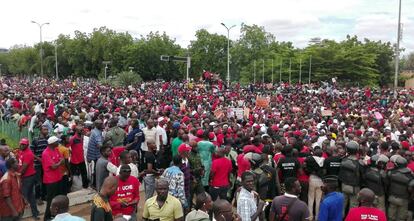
[{"xmin": 1, "ymin": 0, "xmax": 413, "ymax": 53}]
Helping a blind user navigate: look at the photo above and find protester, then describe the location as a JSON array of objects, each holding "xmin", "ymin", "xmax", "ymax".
[
  {"xmin": 142, "ymin": 141, "xmax": 160, "ymax": 200},
  {"xmin": 109, "ymin": 164, "xmax": 140, "ymax": 221},
  {"xmin": 212, "ymin": 199, "xmax": 241, "ymax": 221},
  {"xmin": 210, "ymin": 147, "xmax": 233, "ymax": 201},
  {"xmin": 50, "ymin": 195, "xmax": 85, "ymax": 221},
  {"xmin": 17, "ymin": 138, "xmax": 39, "ymax": 220},
  {"xmin": 87, "ymin": 120, "xmax": 104, "ymax": 189},
  {"xmin": 0, "ymin": 158, "xmax": 26, "ymax": 221},
  {"xmin": 162, "ymin": 155, "xmax": 187, "ymax": 209},
  {"xmin": 96, "ymin": 144, "xmax": 114, "ymax": 192},
  {"xmin": 69, "ymin": 126, "xmax": 88, "ymax": 189},
  {"xmin": 185, "ymin": 192, "xmax": 212, "ymax": 221},
  {"xmin": 269, "ymin": 177, "xmax": 310, "ymax": 221},
  {"xmin": 57, "ymin": 135, "xmax": 71, "ymax": 195},
  {"xmin": 91, "ymin": 176, "xmax": 118, "ymax": 221},
  {"xmin": 344, "ymin": 188, "xmax": 387, "ymax": 221},
  {"xmin": 43, "ymin": 136, "xmax": 65, "ymax": 221},
  {"xmin": 237, "ymin": 171, "xmax": 265, "ymax": 221},
  {"xmin": 31, "ymin": 126, "xmax": 49, "ymax": 204},
  {"xmin": 318, "ymin": 176, "xmax": 344, "ymax": 221},
  {"xmin": 143, "ymin": 178, "xmax": 184, "ymax": 221},
  {"xmin": 105, "ymin": 118, "xmax": 126, "ymax": 147}
]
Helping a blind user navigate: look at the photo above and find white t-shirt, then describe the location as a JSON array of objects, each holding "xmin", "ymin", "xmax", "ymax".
[{"xmin": 141, "ymin": 127, "xmax": 157, "ymax": 151}]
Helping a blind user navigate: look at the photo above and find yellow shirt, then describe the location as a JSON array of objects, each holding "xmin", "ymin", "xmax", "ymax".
[
  {"xmin": 57, "ymin": 145, "xmax": 70, "ymax": 175},
  {"xmin": 143, "ymin": 194, "xmax": 183, "ymax": 221}
]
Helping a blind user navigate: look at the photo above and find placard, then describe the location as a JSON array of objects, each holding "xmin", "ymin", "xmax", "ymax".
[
  {"xmin": 256, "ymin": 96, "xmax": 270, "ymax": 108},
  {"xmin": 322, "ymin": 110, "xmax": 333, "ymax": 116},
  {"xmin": 232, "ymin": 108, "xmax": 244, "ymax": 119}
]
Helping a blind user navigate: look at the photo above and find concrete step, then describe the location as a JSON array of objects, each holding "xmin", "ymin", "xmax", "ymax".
[{"xmin": 23, "ymin": 188, "xmax": 96, "ymax": 218}]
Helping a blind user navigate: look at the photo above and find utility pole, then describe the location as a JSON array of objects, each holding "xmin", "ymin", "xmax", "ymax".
[
  {"xmin": 279, "ymin": 58, "xmax": 282, "ymax": 83},
  {"xmin": 394, "ymin": 0, "xmax": 402, "ymax": 95},
  {"xmin": 299, "ymin": 58, "xmax": 302, "ymax": 84},
  {"xmin": 55, "ymin": 43, "xmax": 58, "ymax": 80},
  {"xmin": 309, "ymin": 55, "xmax": 312, "ymax": 84},
  {"xmin": 289, "ymin": 58, "xmax": 292, "ymax": 84},
  {"xmin": 253, "ymin": 60, "xmax": 256, "ymax": 84},
  {"xmin": 262, "ymin": 59, "xmax": 265, "ymax": 83},
  {"xmin": 271, "ymin": 59, "xmax": 274, "ymax": 84}
]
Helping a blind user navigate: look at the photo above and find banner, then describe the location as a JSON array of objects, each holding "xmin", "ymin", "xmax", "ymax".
[
  {"xmin": 232, "ymin": 108, "xmax": 244, "ymax": 119},
  {"xmin": 256, "ymin": 96, "xmax": 270, "ymax": 108},
  {"xmin": 322, "ymin": 110, "xmax": 333, "ymax": 117},
  {"xmin": 214, "ymin": 108, "xmax": 224, "ymax": 119}
]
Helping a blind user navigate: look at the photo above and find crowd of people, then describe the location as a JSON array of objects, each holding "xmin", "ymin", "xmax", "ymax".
[{"xmin": 0, "ymin": 76, "xmax": 414, "ymax": 221}]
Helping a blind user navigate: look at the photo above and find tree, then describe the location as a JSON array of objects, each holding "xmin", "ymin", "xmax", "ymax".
[
  {"xmin": 188, "ymin": 29, "xmax": 228, "ymax": 79},
  {"xmin": 115, "ymin": 71, "xmax": 142, "ymax": 86},
  {"xmin": 403, "ymin": 52, "xmax": 414, "ymax": 70}
]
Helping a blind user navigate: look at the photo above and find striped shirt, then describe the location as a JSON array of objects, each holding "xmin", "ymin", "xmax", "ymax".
[
  {"xmin": 30, "ymin": 136, "xmax": 49, "ymax": 167},
  {"xmin": 87, "ymin": 128, "xmax": 103, "ymax": 161}
]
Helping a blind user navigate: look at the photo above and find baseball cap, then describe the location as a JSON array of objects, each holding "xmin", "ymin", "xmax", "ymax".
[
  {"xmin": 47, "ymin": 136, "xmax": 60, "ymax": 145},
  {"xmin": 178, "ymin": 143, "xmax": 192, "ymax": 153},
  {"xmin": 19, "ymin": 138, "xmax": 29, "ymax": 145}
]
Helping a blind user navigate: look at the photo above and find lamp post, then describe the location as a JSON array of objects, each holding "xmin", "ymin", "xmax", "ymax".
[
  {"xmin": 394, "ymin": 0, "xmax": 402, "ymax": 96},
  {"xmin": 55, "ymin": 43, "xmax": 58, "ymax": 80},
  {"xmin": 31, "ymin": 21, "xmax": 49, "ymax": 76},
  {"xmin": 221, "ymin": 23, "xmax": 236, "ymax": 88}
]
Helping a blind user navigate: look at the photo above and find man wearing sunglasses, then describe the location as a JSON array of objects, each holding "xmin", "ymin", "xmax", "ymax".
[{"xmin": 109, "ymin": 164, "xmax": 141, "ymax": 221}]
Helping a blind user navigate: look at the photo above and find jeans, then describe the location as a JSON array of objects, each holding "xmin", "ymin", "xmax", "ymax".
[
  {"xmin": 209, "ymin": 186, "xmax": 229, "ymax": 201},
  {"xmin": 34, "ymin": 165, "xmax": 46, "ymax": 200},
  {"xmin": 308, "ymin": 175, "xmax": 323, "ymax": 219},
  {"xmin": 144, "ymin": 175, "xmax": 155, "ymax": 200},
  {"xmin": 44, "ymin": 180, "xmax": 63, "ymax": 221},
  {"xmin": 70, "ymin": 162, "xmax": 88, "ymax": 188},
  {"xmin": 22, "ymin": 174, "xmax": 39, "ymax": 218}
]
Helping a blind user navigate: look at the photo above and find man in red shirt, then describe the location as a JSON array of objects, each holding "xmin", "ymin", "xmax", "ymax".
[
  {"xmin": 69, "ymin": 126, "xmax": 88, "ymax": 189},
  {"xmin": 210, "ymin": 148, "xmax": 233, "ymax": 201},
  {"xmin": 18, "ymin": 138, "xmax": 39, "ymax": 220},
  {"xmin": 0, "ymin": 158, "xmax": 26, "ymax": 221},
  {"xmin": 42, "ymin": 136, "xmax": 64, "ymax": 221},
  {"xmin": 110, "ymin": 164, "xmax": 141, "ymax": 221},
  {"xmin": 345, "ymin": 188, "xmax": 387, "ymax": 221}
]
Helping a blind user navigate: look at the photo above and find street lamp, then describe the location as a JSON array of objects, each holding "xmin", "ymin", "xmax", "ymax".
[
  {"xmin": 394, "ymin": 0, "xmax": 402, "ymax": 96},
  {"xmin": 221, "ymin": 23, "xmax": 236, "ymax": 88},
  {"xmin": 31, "ymin": 20, "xmax": 49, "ymax": 76}
]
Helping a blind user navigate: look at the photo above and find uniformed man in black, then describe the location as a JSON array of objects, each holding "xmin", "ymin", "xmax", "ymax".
[{"xmin": 364, "ymin": 154, "xmax": 388, "ymax": 212}]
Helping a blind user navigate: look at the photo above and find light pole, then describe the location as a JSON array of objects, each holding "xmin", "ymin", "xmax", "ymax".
[
  {"xmin": 221, "ymin": 23, "xmax": 236, "ymax": 88},
  {"xmin": 309, "ymin": 55, "xmax": 312, "ymax": 84},
  {"xmin": 394, "ymin": 0, "xmax": 402, "ymax": 95},
  {"xmin": 31, "ymin": 21, "xmax": 49, "ymax": 76},
  {"xmin": 0, "ymin": 64, "xmax": 2, "ymax": 77},
  {"xmin": 55, "ymin": 43, "xmax": 58, "ymax": 80}
]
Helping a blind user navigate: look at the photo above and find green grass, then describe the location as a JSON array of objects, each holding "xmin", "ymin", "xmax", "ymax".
[{"xmin": 0, "ymin": 132, "xmax": 19, "ymax": 150}]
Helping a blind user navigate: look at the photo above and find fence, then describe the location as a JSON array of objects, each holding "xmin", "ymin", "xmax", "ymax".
[{"xmin": 0, "ymin": 119, "xmax": 39, "ymax": 148}]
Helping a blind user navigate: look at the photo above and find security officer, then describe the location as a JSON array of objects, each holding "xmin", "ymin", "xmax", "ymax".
[
  {"xmin": 364, "ymin": 154, "xmax": 388, "ymax": 212},
  {"xmin": 338, "ymin": 141, "xmax": 365, "ymax": 212},
  {"xmin": 387, "ymin": 156, "xmax": 414, "ymax": 221}
]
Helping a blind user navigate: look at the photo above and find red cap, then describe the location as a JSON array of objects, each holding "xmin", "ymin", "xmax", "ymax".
[
  {"xmin": 271, "ymin": 125, "xmax": 279, "ymax": 131},
  {"xmin": 196, "ymin": 129, "xmax": 204, "ymax": 137},
  {"xmin": 182, "ymin": 116, "xmax": 190, "ymax": 123},
  {"xmin": 114, "ymin": 107, "xmax": 121, "ymax": 112},
  {"xmin": 243, "ymin": 145, "xmax": 262, "ymax": 154},
  {"xmin": 401, "ymin": 141, "xmax": 410, "ymax": 149},
  {"xmin": 19, "ymin": 138, "xmax": 29, "ymax": 145},
  {"xmin": 208, "ymin": 132, "xmax": 215, "ymax": 140},
  {"xmin": 178, "ymin": 143, "xmax": 192, "ymax": 153}
]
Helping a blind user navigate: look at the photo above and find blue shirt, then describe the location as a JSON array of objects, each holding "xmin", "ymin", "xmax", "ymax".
[
  {"xmin": 124, "ymin": 128, "xmax": 145, "ymax": 152},
  {"xmin": 0, "ymin": 156, "xmax": 6, "ymax": 177},
  {"xmin": 318, "ymin": 192, "xmax": 344, "ymax": 221},
  {"xmin": 87, "ymin": 128, "xmax": 103, "ymax": 161}
]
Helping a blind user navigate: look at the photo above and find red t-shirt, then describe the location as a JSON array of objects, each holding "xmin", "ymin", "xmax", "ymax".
[
  {"xmin": 407, "ymin": 162, "xmax": 414, "ymax": 173},
  {"xmin": 345, "ymin": 207, "xmax": 387, "ymax": 221},
  {"xmin": 237, "ymin": 154, "xmax": 251, "ymax": 178},
  {"xmin": 109, "ymin": 176, "xmax": 140, "ymax": 216},
  {"xmin": 69, "ymin": 134, "xmax": 84, "ymax": 164},
  {"xmin": 109, "ymin": 146, "xmax": 126, "ymax": 167},
  {"xmin": 211, "ymin": 157, "xmax": 232, "ymax": 187},
  {"xmin": 41, "ymin": 147, "xmax": 63, "ymax": 184},
  {"xmin": 18, "ymin": 148, "xmax": 36, "ymax": 177}
]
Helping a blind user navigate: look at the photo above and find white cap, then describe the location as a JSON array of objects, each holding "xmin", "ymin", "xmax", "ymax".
[
  {"xmin": 283, "ymin": 125, "xmax": 289, "ymax": 130},
  {"xmin": 385, "ymin": 126, "xmax": 391, "ymax": 131},
  {"xmin": 47, "ymin": 136, "xmax": 60, "ymax": 145},
  {"xmin": 333, "ymin": 119, "xmax": 339, "ymax": 124},
  {"xmin": 368, "ymin": 128, "xmax": 375, "ymax": 132},
  {"xmin": 157, "ymin": 117, "xmax": 165, "ymax": 122}
]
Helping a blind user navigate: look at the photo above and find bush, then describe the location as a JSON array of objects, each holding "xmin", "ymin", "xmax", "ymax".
[{"xmin": 116, "ymin": 71, "xmax": 143, "ymax": 87}]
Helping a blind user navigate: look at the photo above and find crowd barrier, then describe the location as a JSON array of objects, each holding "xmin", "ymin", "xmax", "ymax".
[{"xmin": 0, "ymin": 119, "xmax": 39, "ymax": 148}]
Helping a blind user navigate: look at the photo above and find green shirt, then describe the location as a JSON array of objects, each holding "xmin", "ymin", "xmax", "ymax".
[{"xmin": 171, "ymin": 137, "xmax": 183, "ymax": 157}]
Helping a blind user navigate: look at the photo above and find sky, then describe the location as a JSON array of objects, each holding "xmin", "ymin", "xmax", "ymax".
[{"xmin": 1, "ymin": 0, "xmax": 413, "ymax": 54}]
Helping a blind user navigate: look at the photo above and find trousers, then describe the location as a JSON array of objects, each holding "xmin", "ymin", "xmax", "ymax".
[
  {"xmin": 22, "ymin": 174, "xmax": 39, "ymax": 218},
  {"xmin": 308, "ymin": 175, "xmax": 323, "ymax": 219},
  {"xmin": 209, "ymin": 186, "xmax": 229, "ymax": 201},
  {"xmin": 44, "ymin": 180, "xmax": 63, "ymax": 221},
  {"xmin": 144, "ymin": 175, "xmax": 156, "ymax": 200},
  {"xmin": 388, "ymin": 195, "xmax": 409, "ymax": 221},
  {"xmin": 70, "ymin": 162, "xmax": 89, "ymax": 188},
  {"xmin": 342, "ymin": 184, "xmax": 359, "ymax": 215}
]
